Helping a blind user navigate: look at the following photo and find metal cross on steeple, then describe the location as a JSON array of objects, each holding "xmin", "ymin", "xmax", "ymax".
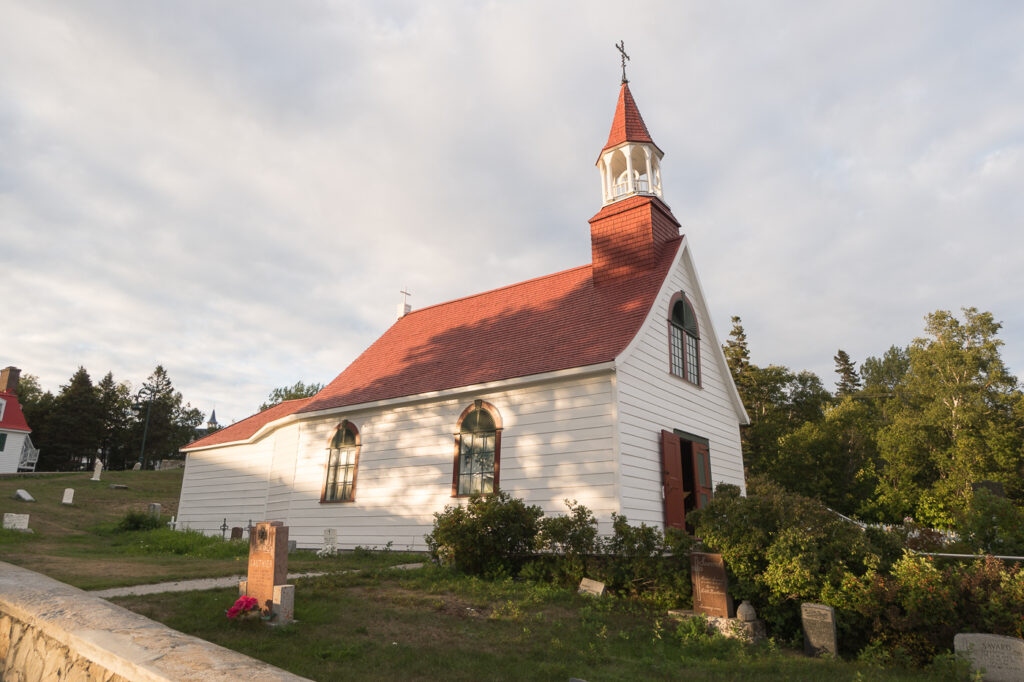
[
  {"xmin": 400, "ymin": 287, "xmax": 412, "ymax": 307},
  {"xmin": 616, "ymin": 40, "xmax": 630, "ymax": 84}
]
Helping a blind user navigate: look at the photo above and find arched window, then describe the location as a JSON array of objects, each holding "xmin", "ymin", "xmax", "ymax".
[
  {"xmin": 669, "ymin": 293, "xmax": 700, "ymax": 385},
  {"xmin": 453, "ymin": 400, "xmax": 502, "ymax": 496},
  {"xmin": 322, "ymin": 420, "xmax": 360, "ymax": 503}
]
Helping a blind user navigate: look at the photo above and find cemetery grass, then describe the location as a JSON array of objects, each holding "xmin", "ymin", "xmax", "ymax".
[
  {"xmin": 111, "ymin": 566, "xmax": 964, "ymax": 682},
  {"xmin": 0, "ymin": 470, "xmax": 420, "ymax": 589}
]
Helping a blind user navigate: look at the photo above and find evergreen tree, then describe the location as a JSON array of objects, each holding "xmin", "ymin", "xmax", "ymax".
[
  {"xmin": 259, "ymin": 381, "xmax": 324, "ymax": 412},
  {"xmin": 833, "ymin": 349, "xmax": 862, "ymax": 397},
  {"xmin": 131, "ymin": 366, "xmax": 203, "ymax": 468},
  {"xmin": 38, "ymin": 367, "xmax": 103, "ymax": 471},
  {"xmin": 723, "ymin": 316, "xmax": 751, "ymax": 385},
  {"xmin": 97, "ymin": 372, "xmax": 134, "ymax": 470}
]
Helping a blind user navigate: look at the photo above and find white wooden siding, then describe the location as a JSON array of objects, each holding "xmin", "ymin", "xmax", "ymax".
[
  {"xmin": 0, "ymin": 431, "xmax": 28, "ymax": 474},
  {"xmin": 176, "ymin": 373, "xmax": 618, "ymax": 549},
  {"xmin": 614, "ymin": 240, "xmax": 746, "ymax": 527}
]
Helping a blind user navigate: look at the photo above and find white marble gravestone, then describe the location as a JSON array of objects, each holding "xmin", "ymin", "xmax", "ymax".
[
  {"xmin": 62, "ymin": 488, "xmax": 75, "ymax": 505},
  {"xmin": 322, "ymin": 528, "xmax": 337, "ymax": 553},
  {"xmin": 13, "ymin": 489, "xmax": 35, "ymax": 502},
  {"xmin": 90, "ymin": 460, "xmax": 103, "ymax": 481},
  {"xmin": 955, "ymin": 633, "xmax": 1024, "ymax": 682},
  {"xmin": 578, "ymin": 578, "xmax": 606, "ymax": 597},
  {"xmin": 3, "ymin": 513, "xmax": 29, "ymax": 531},
  {"xmin": 149, "ymin": 503, "xmax": 161, "ymax": 517}
]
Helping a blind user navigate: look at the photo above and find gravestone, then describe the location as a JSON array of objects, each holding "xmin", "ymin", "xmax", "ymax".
[
  {"xmin": 231, "ymin": 526, "xmax": 244, "ymax": 540},
  {"xmin": 322, "ymin": 528, "xmax": 337, "ymax": 553},
  {"xmin": 272, "ymin": 585, "xmax": 295, "ymax": 624},
  {"xmin": 62, "ymin": 488, "xmax": 75, "ymax": 505},
  {"xmin": 148, "ymin": 503, "xmax": 161, "ymax": 517},
  {"xmin": 132, "ymin": 462, "xmax": 142, "ymax": 471},
  {"xmin": 288, "ymin": 540, "xmax": 297, "ymax": 553},
  {"xmin": 246, "ymin": 521, "xmax": 289, "ymax": 615},
  {"xmin": 578, "ymin": 578, "xmax": 606, "ymax": 597},
  {"xmin": 90, "ymin": 460, "xmax": 103, "ymax": 481},
  {"xmin": 109, "ymin": 484, "xmax": 128, "ymax": 490},
  {"xmin": 690, "ymin": 552, "xmax": 731, "ymax": 618},
  {"xmin": 13, "ymin": 489, "xmax": 35, "ymax": 502},
  {"xmin": 955, "ymin": 633, "xmax": 1024, "ymax": 682},
  {"xmin": 801, "ymin": 603, "xmax": 838, "ymax": 657},
  {"xmin": 3, "ymin": 513, "xmax": 29, "ymax": 531}
]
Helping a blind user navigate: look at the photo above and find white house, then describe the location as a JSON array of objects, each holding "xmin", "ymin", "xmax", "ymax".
[
  {"xmin": 0, "ymin": 367, "xmax": 39, "ymax": 474},
  {"xmin": 176, "ymin": 79, "xmax": 750, "ymax": 550}
]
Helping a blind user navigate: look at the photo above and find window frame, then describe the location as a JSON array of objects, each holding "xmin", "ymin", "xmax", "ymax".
[
  {"xmin": 668, "ymin": 292, "xmax": 701, "ymax": 386},
  {"xmin": 320, "ymin": 420, "xmax": 361, "ymax": 504},
  {"xmin": 451, "ymin": 400, "xmax": 503, "ymax": 498}
]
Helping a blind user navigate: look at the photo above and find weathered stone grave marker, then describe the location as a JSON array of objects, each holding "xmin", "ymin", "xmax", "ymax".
[
  {"xmin": 13, "ymin": 489, "xmax": 35, "ymax": 502},
  {"xmin": 231, "ymin": 526, "xmax": 244, "ymax": 540},
  {"xmin": 322, "ymin": 528, "xmax": 337, "ymax": 553},
  {"xmin": 801, "ymin": 603, "xmax": 838, "ymax": 657},
  {"xmin": 3, "ymin": 513, "xmax": 30, "ymax": 531},
  {"xmin": 690, "ymin": 552, "xmax": 732, "ymax": 618},
  {"xmin": 132, "ymin": 462, "xmax": 142, "ymax": 471},
  {"xmin": 148, "ymin": 503, "xmax": 161, "ymax": 517},
  {"xmin": 245, "ymin": 521, "xmax": 289, "ymax": 618},
  {"xmin": 109, "ymin": 484, "xmax": 128, "ymax": 490},
  {"xmin": 90, "ymin": 460, "xmax": 102, "ymax": 481},
  {"xmin": 61, "ymin": 488, "xmax": 75, "ymax": 505},
  {"xmin": 578, "ymin": 578, "xmax": 606, "ymax": 597},
  {"xmin": 954, "ymin": 633, "xmax": 1024, "ymax": 682}
]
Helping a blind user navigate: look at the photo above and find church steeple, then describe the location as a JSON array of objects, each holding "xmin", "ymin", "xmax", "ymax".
[
  {"xmin": 589, "ymin": 61, "xmax": 679, "ymax": 285},
  {"xmin": 596, "ymin": 81, "xmax": 664, "ymax": 205}
]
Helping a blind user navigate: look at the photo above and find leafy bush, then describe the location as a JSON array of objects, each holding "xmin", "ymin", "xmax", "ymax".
[
  {"xmin": 955, "ymin": 489, "xmax": 1024, "ymax": 555},
  {"xmin": 425, "ymin": 492, "xmax": 543, "ymax": 575},
  {"xmin": 117, "ymin": 510, "xmax": 164, "ymax": 532}
]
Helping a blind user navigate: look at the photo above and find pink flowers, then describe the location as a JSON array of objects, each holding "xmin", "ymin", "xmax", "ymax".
[{"xmin": 226, "ymin": 595, "xmax": 260, "ymax": 619}]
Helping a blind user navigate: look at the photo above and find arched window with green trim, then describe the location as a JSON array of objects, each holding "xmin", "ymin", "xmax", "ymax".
[
  {"xmin": 669, "ymin": 293, "xmax": 701, "ymax": 385},
  {"xmin": 453, "ymin": 400, "xmax": 502, "ymax": 496},
  {"xmin": 322, "ymin": 420, "xmax": 360, "ymax": 503}
]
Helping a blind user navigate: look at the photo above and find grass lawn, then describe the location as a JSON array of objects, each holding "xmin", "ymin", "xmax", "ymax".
[
  {"xmin": 1, "ymin": 470, "xmax": 971, "ymax": 679},
  {"xmin": 110, "ymin": 566, "xmax": 965, "ymax": 681},
  {"xmin": 0, "ymin": 469, "xmax": 418, "ymax": 589}
]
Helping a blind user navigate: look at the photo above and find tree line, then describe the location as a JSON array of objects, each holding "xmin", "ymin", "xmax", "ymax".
[
  {"xmin": 726, "ymin": 307, "xmax": 1024, "ymax": 528},
  {"xmin": 17, "ymin": 365, "xmax": 205, "ymax": 471}
]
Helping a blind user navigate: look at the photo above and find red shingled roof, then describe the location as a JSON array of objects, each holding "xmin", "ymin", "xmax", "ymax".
[
  {"xmin": 0, "ymin": 391, "xmax": 30, "ymax": 433},
  {"xmin": 299, "ymin": 237, "xmax": 681, "ymax": 415},
  {"xmin": 184, "ymin": 397, "xmax": 314, "ymax": 450},
  {"xmin": 602, "ymin": 82, "xmax": 655, "ymax": 154}
]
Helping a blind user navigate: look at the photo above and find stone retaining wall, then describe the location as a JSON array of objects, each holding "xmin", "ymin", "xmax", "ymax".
[{"xmin": 0, "ymin": 561, "xmax": 310, "ymax": 681}]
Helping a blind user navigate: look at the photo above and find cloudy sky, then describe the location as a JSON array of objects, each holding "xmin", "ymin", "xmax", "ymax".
[{"xmin": 2, "ymin": 1, "xmax": 1022, "ymax": 424}]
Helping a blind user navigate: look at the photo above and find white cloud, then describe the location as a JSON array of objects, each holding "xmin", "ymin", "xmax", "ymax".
[{"xmin": 1, "ymin": 1, "xmax": 1022, "ymax": 423}]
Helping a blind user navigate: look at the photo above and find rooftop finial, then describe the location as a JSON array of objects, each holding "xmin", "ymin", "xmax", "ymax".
[
  {"xmin": 397, "ymin": 287, "xmax": 413, "ymax": 320},
  {"xmin": 616, "ymin": 40, "xmax": 630, "ymax": 84}
]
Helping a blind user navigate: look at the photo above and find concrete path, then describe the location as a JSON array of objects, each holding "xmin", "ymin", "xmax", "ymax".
[{"xmin": 90, "ymin": 563, "xmax": 424, "ymax": 598}]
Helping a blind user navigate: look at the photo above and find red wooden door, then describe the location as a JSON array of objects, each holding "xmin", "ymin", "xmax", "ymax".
[
  {"xmin": 661, "ymin": 430, "xmax": 685, "ymax": 528},
  {"xmin": 691, "ymin": 442, "xmax": 713, "ymax": 509}
]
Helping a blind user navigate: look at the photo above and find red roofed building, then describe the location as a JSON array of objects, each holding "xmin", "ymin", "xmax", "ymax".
[
  {"xmin": 0, "ymin": 367, "xmax": 40, "ymax": 473},
  {"xmin": 177, "ymin": 78, "xmax": 748, "ymax": 549}
]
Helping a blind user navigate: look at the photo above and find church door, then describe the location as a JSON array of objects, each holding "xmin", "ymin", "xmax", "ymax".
[{"xmin": 660, "ymin": 430, "xmax": 714, "ymax": 531}]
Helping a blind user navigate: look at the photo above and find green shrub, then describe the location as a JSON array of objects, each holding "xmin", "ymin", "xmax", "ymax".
[
  {"xmin": 118, "ymin": 528, "xmax": 249, "ymax": 558},
  {"xmin": 425, "ymin": 492, "xmax": 543, "ymax": 575},
  {"xmin": 117, "ymin": 510, "xmax": 164, "ymax": 532},
  {"xmin": 955, "ymin": 489, "xmax": 1024, "ymax": 555}
]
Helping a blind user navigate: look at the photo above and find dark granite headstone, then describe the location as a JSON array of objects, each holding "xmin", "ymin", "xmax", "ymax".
[
  {"xmin": 246, "ymin": 521, "xmax": 288, "ymax": 614},
  {"xmin": 231, "ymin": 526, "xmax": 244, "ymax": 540},
  {"xmin": 690, "ymin": 552, "xmax": 731, "ymax": 618},
  {"xmin": 801, "ymin": 603, "xmax": 837, "ymax": 657}
]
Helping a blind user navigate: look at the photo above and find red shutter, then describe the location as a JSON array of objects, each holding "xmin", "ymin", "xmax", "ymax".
[
  {"xmin": 661, "ymin": 430, "xmax": 685, "ymax": 529},
  {"xmin": 692, "ymin": 442, "xmax": 713, "ymax": 509}
]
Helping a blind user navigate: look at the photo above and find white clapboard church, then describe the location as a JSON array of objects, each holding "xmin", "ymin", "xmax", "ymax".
[{"xmin": 176, "ymin": 75, "xmax": 749, "ymax": 550}]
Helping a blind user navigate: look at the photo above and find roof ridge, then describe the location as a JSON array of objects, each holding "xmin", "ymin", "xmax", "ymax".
[{"xmin": 400, "ymin": 263, "xmax": 593, "ymax": 318}]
